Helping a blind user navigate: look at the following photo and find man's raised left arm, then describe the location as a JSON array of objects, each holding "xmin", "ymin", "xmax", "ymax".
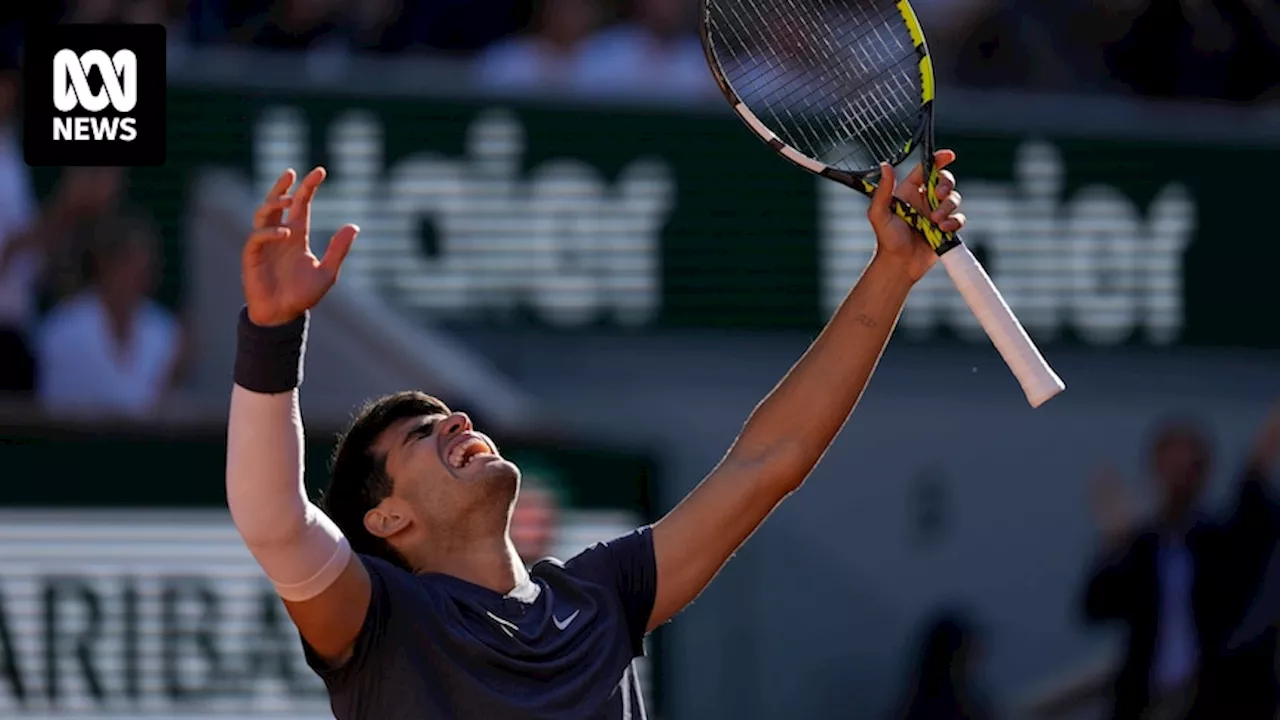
[{"xmin": 646, "ymin": 152, "xmax": 966, "ymax": 630}]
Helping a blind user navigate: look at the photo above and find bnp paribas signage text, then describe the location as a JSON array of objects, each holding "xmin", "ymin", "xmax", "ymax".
[
  {"xmin": 254, "ymin": 107, "xmax": 673, "ymax": 328},
  {"xmin": 824, "ymin": 141, "xmax": 1195, "ymax": 345}
]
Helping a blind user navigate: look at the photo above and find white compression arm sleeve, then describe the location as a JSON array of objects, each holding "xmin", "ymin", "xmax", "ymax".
[{"xmin": 226, "ymin": 384, "xmax": 352, "ymax": 602}]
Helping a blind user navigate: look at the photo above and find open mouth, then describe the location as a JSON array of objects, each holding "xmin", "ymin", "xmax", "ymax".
[{"xmin": 445, "ymin": 434, "xmax": 497, "ymax": 470}]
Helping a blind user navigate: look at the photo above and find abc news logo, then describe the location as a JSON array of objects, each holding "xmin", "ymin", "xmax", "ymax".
[
  {"xmin": 23, "ymin": 24, "xmax": 167, "ymax": 167},
  {"xmin": 53, "ymin": 49, "xmax": 139, "ymax": 142}
]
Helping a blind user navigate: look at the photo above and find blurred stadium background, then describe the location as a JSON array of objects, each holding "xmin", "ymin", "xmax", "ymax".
[{"xmin": 1, "ymin": 0, "xmax": 1280, "ymax": 718}]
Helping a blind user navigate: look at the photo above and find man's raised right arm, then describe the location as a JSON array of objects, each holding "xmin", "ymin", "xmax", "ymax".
[{"xmin": 225, "ymin": 166, "xmax": 367, "ymax": 665}]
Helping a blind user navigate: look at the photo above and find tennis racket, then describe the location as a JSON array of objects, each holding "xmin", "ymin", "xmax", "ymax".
[{"xmin": 699, "ymin": 0, "xmax": 1065, "ymax": 408}]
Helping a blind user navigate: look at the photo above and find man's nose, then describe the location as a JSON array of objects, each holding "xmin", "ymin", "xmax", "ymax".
[{"xmin": 442, "ymin": 412, "xmax": 472, "ymax": 437}]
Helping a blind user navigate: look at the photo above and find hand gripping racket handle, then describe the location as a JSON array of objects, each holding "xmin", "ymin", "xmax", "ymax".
[{"xmin": 938, "ymin": 244, "xmax": 1065, "ymax": 408}]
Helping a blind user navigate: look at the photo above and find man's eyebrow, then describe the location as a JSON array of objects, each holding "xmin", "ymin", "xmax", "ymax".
[{"xmin": 401, "ymin": 417, "xmax": 441, "ymax": 446}]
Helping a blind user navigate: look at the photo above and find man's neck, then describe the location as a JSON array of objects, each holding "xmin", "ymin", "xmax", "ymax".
[{"xmin": 410, "ymin": 536, "xmax": 529, "ymax": 595}]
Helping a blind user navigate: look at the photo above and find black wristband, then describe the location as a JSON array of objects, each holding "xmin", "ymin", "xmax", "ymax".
[{"xmin": 234, "ymin": 307, "xmax": 308, "ymax": 393}]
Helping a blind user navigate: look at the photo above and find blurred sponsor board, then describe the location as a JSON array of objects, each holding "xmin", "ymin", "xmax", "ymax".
[
  {"xmin": 0, "ymin": 511, "xmax": 331, "ymax": 717},
  {"xmin": 74, "ymin": 87, "xmax": 1274, "ymax": 347},
  {"xmin": 0, "ymin": 509, "xmax": 644, "ymax": 718}
]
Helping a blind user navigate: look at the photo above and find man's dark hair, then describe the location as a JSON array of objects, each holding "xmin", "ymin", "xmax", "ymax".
[{"xmin": 323, "ymin": 391, "xmax": 451, "ymax": 572}]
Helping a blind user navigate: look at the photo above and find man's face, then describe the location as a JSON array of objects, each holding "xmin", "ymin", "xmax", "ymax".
[
  {"xmin": 286, "ymin": 0, "xmax": 339, "ymax": 25},
  {"xmin": 372, "ymin": 412, "xmax": 520, "ymax": 538},
  {"xmin": 1154, "ymin": 432, "xmax": 1210, "ymax": 511},
  {"xmin": 637, "ymin": 0, "xmax": 688, "ymax": 35},
  {"xmin": 99, "ymin": 240, "xmax": 154, "ymax": 304},
  {"xmin": 348, "ymin": 0, "xmax": 399, "ymax": 29},
  {"xmin": 542, "ymin": 0, "xmax": 597, "ymax": 46},
  {"xmin": 122, "ymin": 0, "xmax": 167, "ymax": 25},
  {"xmin": 60, "ymin": 167, "xmax": 123, "ymax": 214}
]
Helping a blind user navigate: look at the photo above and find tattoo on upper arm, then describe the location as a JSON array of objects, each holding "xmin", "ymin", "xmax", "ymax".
[{"xmin": 855, "ymin": 314, "xmax": 877, "ymax": 328}]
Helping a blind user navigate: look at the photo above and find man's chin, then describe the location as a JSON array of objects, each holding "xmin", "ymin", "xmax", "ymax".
[
  {"xmin": 489, "ymin": 457, "xmax": 520, "ymax": 481},
  {"xmin": 457, "ymin": 456, "xmax": 519, "ymax": 484}
]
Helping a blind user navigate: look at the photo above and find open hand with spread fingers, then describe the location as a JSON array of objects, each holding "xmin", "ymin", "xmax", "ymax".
[{"xmin": 242, "ymin": 167, "xmax": 359, "ymax": 327}]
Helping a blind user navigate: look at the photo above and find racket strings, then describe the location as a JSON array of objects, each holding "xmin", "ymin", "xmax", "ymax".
[
  {"xmin": 729, "ymin": 1, "xmax": 914, "ymax": 167},
  {"xmin": 706, "ymin": 0, "xmax": 924, "ymax": 172},
  {"xmin": 768, "ymin": 0, "xmax": 915, "ymax": 161},
  {"xmin": 718, "ymin": 2, "xmax": 859, "ymax": 150}
]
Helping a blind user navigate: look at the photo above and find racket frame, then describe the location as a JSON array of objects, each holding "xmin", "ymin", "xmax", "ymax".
[
  {"xmin": 698, "ymin": 0, "xmax": 1066, "ymax": 407},
  {"xmin": 700, "ymin": 0, "xmax": 952, "ymax": 254}
]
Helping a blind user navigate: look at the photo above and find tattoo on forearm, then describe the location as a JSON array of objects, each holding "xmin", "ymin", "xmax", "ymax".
[{"xmin": 854, "ymin": 314, "xmax": 877, "ymax": 328}]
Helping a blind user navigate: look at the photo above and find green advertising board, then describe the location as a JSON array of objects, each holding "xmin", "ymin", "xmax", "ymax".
[
  {"xmin": 70, "ymin": 86, "xmax": 1278, "ymax": 348},
  {"xmin": 0, "ymin": 419, "xmax": 654, "ymax": 514}
]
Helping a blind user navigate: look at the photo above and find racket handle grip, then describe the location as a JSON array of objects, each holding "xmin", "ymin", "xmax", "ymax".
[{"xmin": 938, "ymin": 244, "xmax": 1065, "ymax": 408}]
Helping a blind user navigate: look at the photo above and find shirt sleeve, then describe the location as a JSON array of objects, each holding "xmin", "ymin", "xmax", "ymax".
[
  {"xmin": 301, "ymin": 555, "xmax": 392, "ymax": 683},
  {"xmin": 564, "ymin": 526, "xmax": 657, "ymax": 657}
]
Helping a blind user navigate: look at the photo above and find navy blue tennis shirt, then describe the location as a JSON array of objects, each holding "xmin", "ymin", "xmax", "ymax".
[{"xmin": 302, "ymin": 527, "xmax": 657, "ymax": 719}]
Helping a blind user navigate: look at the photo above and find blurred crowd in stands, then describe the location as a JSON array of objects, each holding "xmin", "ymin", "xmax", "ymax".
[
  {"xmin": 890, "ymin": 404, "xmax": 1280, "ymax": 720},
  {"xmin": 0, "ymin": 116, "xmax": 184, "ymax": 418},
  {"xmin": 1076, "ymin": 407, "xmax": 1280, "ymax": 719},
  {"xmin": 1, "ymin": 0, "xmax": 1279, "ymax": 102},
  {"xmin": 914, "ymin": 0, "xmax": 1280, "ymax": 102},
  {"xmin": 0, "ymin": 0, "xmax": 1274, "ymax": 414},
  {"xmin": 0, "ymin": 40, "xmax": 183, "ymax": 417}
]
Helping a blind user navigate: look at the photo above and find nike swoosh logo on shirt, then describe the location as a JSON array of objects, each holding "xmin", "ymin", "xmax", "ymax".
[{"xmin": 553, "ymin": 609, "xmax": 580, "ymax": 631}]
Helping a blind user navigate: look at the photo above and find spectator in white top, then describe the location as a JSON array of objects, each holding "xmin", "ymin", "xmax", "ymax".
[
  {"xmin": 475, "ymin": 0, "xmax": 600, "ymax": 93},
  {"xmin": 574, "ymin": 0, "xmax": 715, "ymax": 101},
  {"xmin": 35, "ymin": 212, "xmax": 184, "ymax": 418},
  {"xmin": 0, "ymin": 58, "xmax": 38, "ymax": 395}
]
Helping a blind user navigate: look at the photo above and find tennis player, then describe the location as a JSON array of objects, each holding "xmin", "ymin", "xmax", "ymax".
[{"xmin": 226, "ymin": 152, "xmax": 966, "ymax": 719}]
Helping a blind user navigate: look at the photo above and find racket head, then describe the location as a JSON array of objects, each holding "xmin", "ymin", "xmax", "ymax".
[{"xmin": 699, "ymin": 0, "xmax": 937, "ymax": 186}]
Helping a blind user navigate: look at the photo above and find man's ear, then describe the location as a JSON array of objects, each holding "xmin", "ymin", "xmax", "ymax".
[{"xmin": 365, "ymin": 499, "xmax": 411, "ymax": 539}]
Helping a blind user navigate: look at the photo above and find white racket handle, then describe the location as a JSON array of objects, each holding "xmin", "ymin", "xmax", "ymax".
[{"xmin": 938, "ymin": 244, "xmax": 1065, "ymax": 408}]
